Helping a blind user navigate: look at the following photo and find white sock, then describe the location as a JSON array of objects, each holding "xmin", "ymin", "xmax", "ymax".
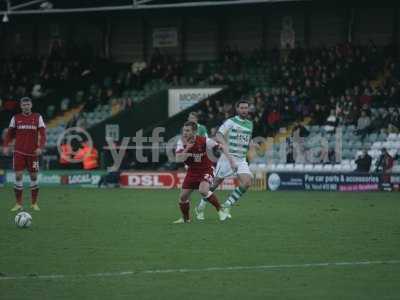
[
  {"xmin": 198, "ymin": 198, "xmax": 207, "ymax": 210},
  {"xmin": 198, "ymin": 185, "xmax": 217, "ymax": 210},
  {"xmin": 224, "ymin": 186, "xmax": 246, "ymax": 207},
  {"xmin": 14, "ymin": 179, "xmax": 23, "ymax": 190},
  {"xmin": 30, "ymin": 179, "xmax": 39, "ymax": 189}
]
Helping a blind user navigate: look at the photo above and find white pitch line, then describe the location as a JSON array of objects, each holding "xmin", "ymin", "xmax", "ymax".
[{"xmin": 1, "ymin": 260, "xmax": 399, "ymax": 281}]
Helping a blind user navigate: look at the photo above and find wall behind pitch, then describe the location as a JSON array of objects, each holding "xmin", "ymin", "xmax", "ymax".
[
  {"xmin": 111, "ymin": 17, "xmax": 143, "ymax": 62},
  {"xmin": 186, "ymin": 17, "xmax": 219, "ymax": 61},
  {"xmin": 354, "ymin": 7, "xmax": 393, "ymax": 46},
  {"xmin": 309, "ymin": 8, "xmax": 347, "ymax": 47},
  {"xmin": 224, "ymin": 14, "xmax": 263, "ymax": 53},
  {"xmin": 265, "ymin": 5, "xmax": 305, "ymax": 49},
  {"xmin": 36, "ymin": 18, "xmax": 103, "ymax": 57},
  {"xmin": 0, "ymin": 22, "xmax": 34, "ymax": 57},
  {"xmin": 145, "ymin": 15, "xmax": 181, "ymax": 60}
]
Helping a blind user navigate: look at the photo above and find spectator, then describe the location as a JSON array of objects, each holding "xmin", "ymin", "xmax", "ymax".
[
  {"xmin": 375, "ymin": 148, "xmax": 394, "ymax": 173},
  {"xmin": 311, "ymin": 104, "xmax": 326, "ymax": 126},
  {"xmin": 356, "ymin": 110, "xmax": 371, "ymax": 139},
  {"xmin": 359, "ymin": 87, "xmax": 373, "ymax": 107},
  {"xmin": 292, "ymin": 122, "xmax": 310, "ymax": 138},
  {"xmin": 355, "ymin": 149, "xmax": 372, "ymax": 173},
  {"xmin": 267, "ymin": 108, "xmax": 281, "ymax": 135},
  {"xmin": 324, "ymin": 109, "xmax": 337, "ymax": 133}
]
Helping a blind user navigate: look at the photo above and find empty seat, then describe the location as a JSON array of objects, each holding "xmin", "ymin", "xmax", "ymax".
[
  {"xmin": 294, "ymin": 164, "xmax": 304, "ymax": 172},
  {"xmin": 275, "ymin": 164, "xmax": 285, "ymax": 171},
  {"xmin": 259, "ymin": 164, "xmax": 268, "ymax": 173},
  {"xmin": 378, "ymin": 133, "xmax": 388, "ymax": 142},
  {"xmin": 304, "ymin": 164, "xmax": 313, "ymax": 171},
  {"xmin": 354, "ymin": 141, "xmax": 362, "ymax": 149},
  {"xmin": 333, "ymin": 164, "xmax": 342, "ymax": 171},
  {"xmin": 341, "ymin": 163, "xmax": 353, "ymax": 172},
  {"xmin": 372, "ymin": 142, "xmax": 383, "ymax": 150},
  {"xmin": 249, "ymin": 164, "xmax": 259, "ymax": 173},
  {"xmin": 268, "ymin": 163, "xmax": 276, "ymax": 172},
  {"xmin": 314, "ymin": 164, "xmax": 323, "ymax": 171}
]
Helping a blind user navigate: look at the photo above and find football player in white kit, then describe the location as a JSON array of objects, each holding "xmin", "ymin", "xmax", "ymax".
[{"xmin": 195, "ymin": 100, "xmax": 253, "ymax": 220}]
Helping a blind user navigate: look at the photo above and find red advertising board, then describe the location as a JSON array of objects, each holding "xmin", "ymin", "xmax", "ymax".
[{"xmin": 119, "ymin": 172, "xmax": 238, "ymax": 190}]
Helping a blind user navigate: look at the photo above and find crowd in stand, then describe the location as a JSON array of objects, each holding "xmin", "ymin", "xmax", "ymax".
[
  {"xmin": 1, "ymin": 39, "xmax": 399, "ymax": 146},
  {"xmin": 193, "ymin": 42, "xmax": 399, "ymax": 139},
  {"xmin": 0, "ymin": 42, "xmax": 188, "ymax": 130}
]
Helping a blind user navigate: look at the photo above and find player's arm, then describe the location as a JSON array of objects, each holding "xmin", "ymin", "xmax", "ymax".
[
  {"xmin": 35, "ymin": 115, "xmax": 46, "ymax": 156},
  {"xmin": 206, "ymin": 137, "xmax": 232, "ymax": 163},
  {"xmin": 2, "ymin": 117, "xmax": 16, "ymax": 155},
  {"xmin": 175, "ymin": 139, "xmax": 193, "ymax": 162},
  {"xmin": 215, "ymin": 120, "xmax": 237, "ymax": 171},
  {"xmin": 215, "ymin": 120, "xmax": 230, "ymax": 150}
]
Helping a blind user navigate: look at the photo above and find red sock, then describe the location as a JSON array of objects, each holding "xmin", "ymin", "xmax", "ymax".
[
  {"xmin": 179, "ymin": 202, "xmax": 190, "ymax": 221},
  {"xmin": 207, "ymin": 193, "xmax": 221, "ymax": 211},
  {"xmin": 31, "ymin": 187, "xmax": 39, "ymax": 204},
  {"xmin": 14, "ymin": 188, "xmax": 23, "ymax": 205}
]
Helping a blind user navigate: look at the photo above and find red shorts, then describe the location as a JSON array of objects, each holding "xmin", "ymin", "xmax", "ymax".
[
  {"xmin": 13, "ymin": 152, "xmax": 39, "ymax": 173},
  {"xmin": 182, "ymin": 170, "xmax": 214, "ymax": 190}
]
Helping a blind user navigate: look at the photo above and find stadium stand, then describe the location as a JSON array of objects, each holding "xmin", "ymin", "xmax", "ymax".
[{"xmin": 1, "ymin": 36, "xmax": 399, "ymax": 173}]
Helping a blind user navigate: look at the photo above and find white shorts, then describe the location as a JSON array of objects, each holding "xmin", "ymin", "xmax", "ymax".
[{"xmin": 214, "ymin": 155, "xmax": 252, "ymax": 178}]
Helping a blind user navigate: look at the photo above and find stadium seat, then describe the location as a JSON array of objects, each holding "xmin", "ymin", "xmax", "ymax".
[
  {"xmin": 333, "ymin": 164, "xmax": 342, "ymax": 172},
  {"xmin": 276, "ymin": 164, "xmax": 285, "ymax": 171},
  {"xmin": 304, "ymin": 164, "xmax": 313, "ymax": 171},
  {"xmin": 258, "ymin": 164, "xmax": 268, "ymax": 173},
  {"xmin": 264, "ymin": 163, "xmax": 274, "ymax": 172},
  {"xmin": 378, "ymin": 133, "xmax": 388, "ymax": 142},
  {"xmin": 372, "ymin": 142, "xmax": 383, "ymax": 150},
  {"xmin": 388, "ymin": 133, "xmax": 397, "ymax": 141},
  {"xmin": 294, "ymin": 164, "xmax": 304, "ymax": 172},
  {"xmin": 313, "ymin": 164, "xmax": 323, "ymax": 171},
  {"xmin": 283, "ymin": 164, "xmax": 294, "ymax": 171},
  {"xmin": 249, "ymin": 164, "xmax": 259, "ymax": 173},
  {"xmin": 341, "ymin": 163, "xmax": 353, "ymax": 172},
  {"xmin": 392, "ymin": 165, "xmax": 400, "ymax": 173}
]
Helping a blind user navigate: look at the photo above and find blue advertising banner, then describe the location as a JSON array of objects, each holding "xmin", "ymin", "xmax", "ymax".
[
  {"xmin": 0, "ymin": 169, "xmax": 4, "ymax": 187},
  {"xmin": 267, "ymin": 172, "xmax": 399, "ymax": 192}
]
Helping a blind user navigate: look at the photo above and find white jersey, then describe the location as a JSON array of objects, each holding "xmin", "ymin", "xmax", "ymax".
[{"xmin": 218, "ymin": 116, "xmax": 253, "ymax": 159}]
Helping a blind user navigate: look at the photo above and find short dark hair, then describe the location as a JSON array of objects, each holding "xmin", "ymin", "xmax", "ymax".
[
  {"xmin": 235, "ymin": 100, "xmax": 249, "ymax": 108},
  {"xmin": 183, "ymin": 121, "xmax": 198, "ymax": 131},
  {"xmin": 20, "ymin": 97, "xmax": 32, "ymax": 103}
]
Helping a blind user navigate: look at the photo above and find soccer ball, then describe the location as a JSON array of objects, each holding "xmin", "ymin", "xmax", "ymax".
[{"xmin": 15, "ymin": 212, "xmax": 32, "ymax": 228}]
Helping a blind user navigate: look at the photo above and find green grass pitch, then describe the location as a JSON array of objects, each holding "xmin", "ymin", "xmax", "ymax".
[{"xmin": 0, "ymin": 187, "xmax": 399, "ymax": 300}]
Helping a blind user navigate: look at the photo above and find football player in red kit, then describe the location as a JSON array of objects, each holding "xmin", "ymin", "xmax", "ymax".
[
  {"xmin": 173, "ymin": 121, "xmax": 236, "ymax": 223},
  {"xmin": 2, "ymin": 97, "xmax": 46, "ymax": 211}
]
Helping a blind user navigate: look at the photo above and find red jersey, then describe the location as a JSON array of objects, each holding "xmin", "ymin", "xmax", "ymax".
[
  {"xmin": 176, "ymin": 136, "xmax": 217, "ymax": 175},
  {"xmin": 4, "ymin": 113, "xmax": 46, "ymax": 156}
]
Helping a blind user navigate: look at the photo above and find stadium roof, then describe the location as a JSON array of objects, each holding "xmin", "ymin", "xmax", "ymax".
[{"xmin": 0, "ymin": 0, "xmax": 308, "ymax": 15}]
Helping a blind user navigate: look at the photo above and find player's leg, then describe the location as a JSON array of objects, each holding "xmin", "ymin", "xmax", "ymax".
[
  {"xmin": 29, "ymin": 172, "xmax": 40, "ymax": 211},
  {"xmin": 224, "ymin": 173, "xmax": 252, "ymax": 207},
  {"xmin": 11, "ymin": 171, "xmax": 24, "ymax": 211},
  {"xmin": 173, "ymin": 189, "xmax": 193, "ymax": 223},
  {"xmin": 196, "ymin": 177, "xmax": 224, "ymax": 213},
  {"xmin": 198, "ymin": 180, "xmax": 229, "ymax": 221},
  {"xmin": 198, "ymin": 180, "xmax": 221, "ymax": 211},
  {"xmin": 221, "ymin": 160, "xmax": 253, "ymax": 217},
  {"xmin": 196, "ymin": 156, "xmax": 231, "ymax": 215},
  {"xmin": 11, "ymin": 153, "xmax": 25, "ymax": 211},
  {"xmin": 28, "ymin": 156, "xmax": 40, "ymax": 211}
]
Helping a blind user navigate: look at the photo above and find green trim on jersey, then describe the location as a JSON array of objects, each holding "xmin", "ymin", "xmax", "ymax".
[
  {"xmin": 231, "ymin": 116, "xmax": 253, "ymax": 131},
  {"xmin": 197, "ymin": 123, "xmax": 208, "ymax": 137}
]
